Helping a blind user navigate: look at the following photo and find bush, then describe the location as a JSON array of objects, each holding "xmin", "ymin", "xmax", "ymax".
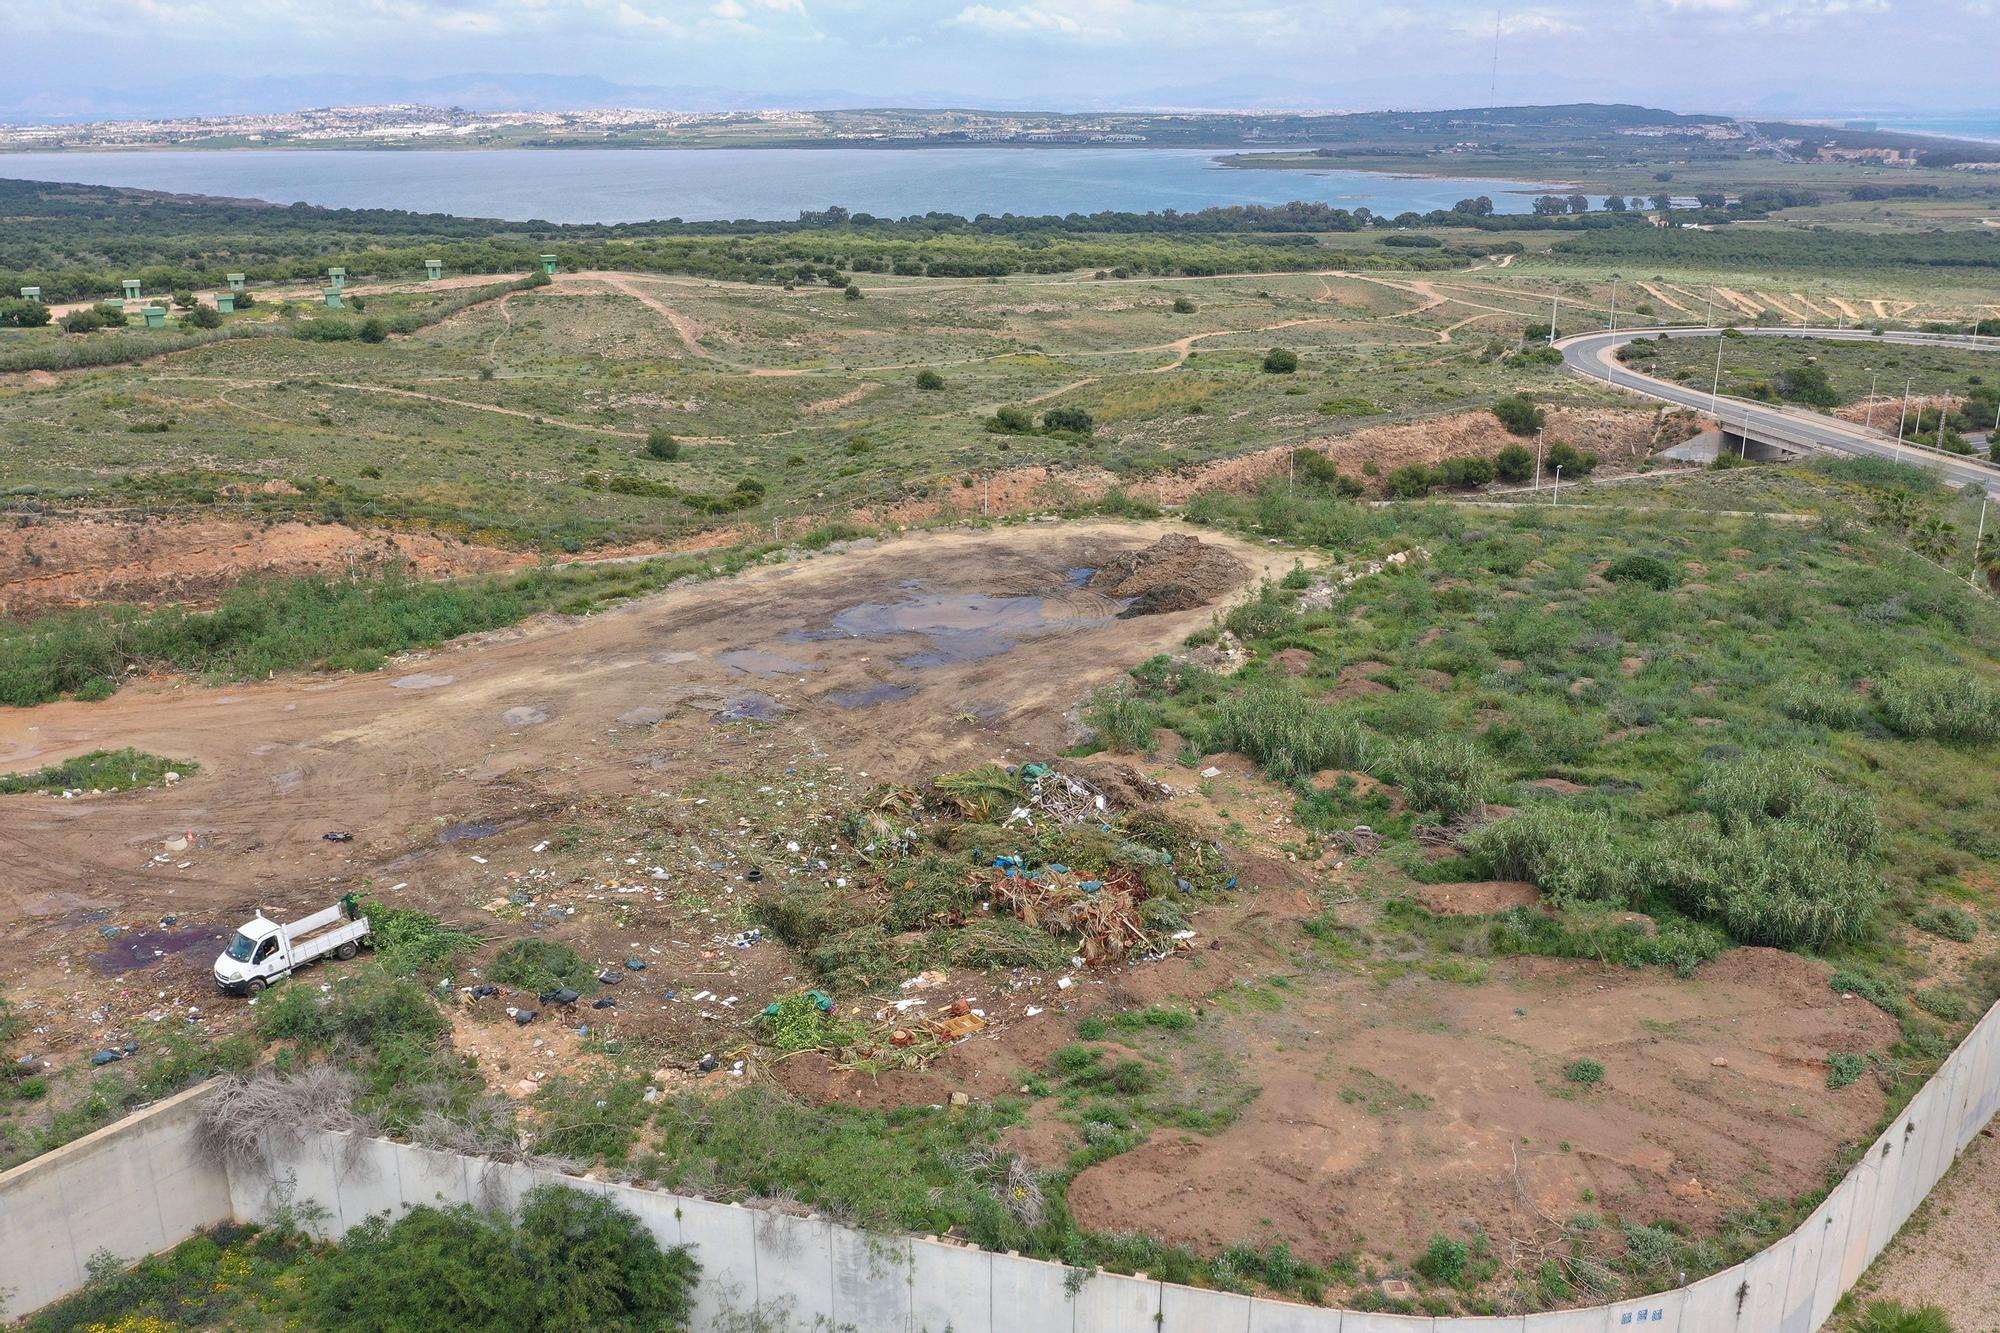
[
  {"xmin": 1877, "ymin": 666, "xmax": 2000, "ymax": 743},
  {"xmin": 1494, "ymin": 443, "xmax": 1534, "ymax": 483},
  {"xmin": 1416, "ymin": 1233, "xmax": 1468, "ymax": 1285},
  {"xmin": 843, "ymin": 283, "xmax": 864, "ymax": 300},
  {"xmin": 1826, "ymin": 1051, "xmax": 1868, "ymax": 1090},
  {"xmin": 302, "ymin": 1184, "xmax": 698, "ymax": 1332},
  {"xmin": 1086, "ymin": 684, "xmax": 1165, "ymax": 752},
  {"xmin": 184, "ymin": 304, "xmax": 223, "ymax": 329},
  {"xmin": 914, "ymin": 368, "xmax": 946, "ymax": 390},
  {"xmin": 1384, "ymin": 463, "xmax": 1437, "ymax": 498},
  {"xmin": 1171, "ymin": 296, "xmax": 1197, "ymax": 313},
  {"xmin": 645, "ymin": 428, "xmax": 681, "ymax": 460},
  {"xmin": 1603, "ymin": 554, "xmax": 1678, "ymax": 589},
  {"xmin": 1206, "ymin": 681, "xmax": 1371, "ymax": 781},
  {"xmin": 1564, "ymin": 1058, "xmax": 1605, "ymax": 1085},
  {"xmin": 988, "ymin": 405, "xmax": 1035, "ymax": 433},
  {"xmin": 1392, "ymin": 736, "xmax": 1487, "ymax": 819},
  {"xmin": 1041, "ymin": 405, "xmax": 1094, "ymax": 435},
  {"xmin": 1653, "ymin": 820, "xmax": 1879, "ymax": 950},
  {"xmin": 1774, "ymin": 678, "xmax": 1871, "ymax": 729},
  {"xmin": 489, "ymin": 938, "xmax": 595, "ymax": 992},
  {"xmin": 1914, "ymin": 906, "xmax": 1978, "ymax": 943},
  {"xmin": 1546, "ymin": 440, "xmax": 1597, "ymax": 476},
  {"xmin": 1852, "ymin": 1300, "xmax": 1955, "ymax": 1333},
  {"xmin": 1465, "ymin": 805, "xmax": 1635, "ymax": 909},
  {"xmin": 1492, "ymin": 396, "xmax": 1545, "ymax": 436},
  {"xmin": 1261, "ymin": 347, "xmax": 1299, "ymax": 374}
]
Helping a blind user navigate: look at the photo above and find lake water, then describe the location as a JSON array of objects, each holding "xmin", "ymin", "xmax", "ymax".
[{"xmin": 0, "ymin": 147, "xmax": 1556, "ymax": 224}]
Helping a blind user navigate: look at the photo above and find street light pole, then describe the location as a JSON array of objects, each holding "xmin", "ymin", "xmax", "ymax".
[
  {"xmin": 1534, "ymin": 429, "xmax": 1544, "ymax": 491},
  {"xmin": 1552, "ymin": 464, "xmax": 1563, "ymax": 505},
  {"xmin": 1608, "ymin": 280, "xmax": 1618, "ymax": 333},
  {"xmin": 1865, "ymin": 370, "xmax": 1878, "ymax": 431},
  {"xmin": 1710, "ymin": 336, "xmax": 1726, "ymax": 417},
  {"xmin": 1973, "ymin": 498, "xmax": 1990, "ymax": 588},
  {"xmin": 1548, "ymin": 292, "xmax": 1560, "ymax": 345}
]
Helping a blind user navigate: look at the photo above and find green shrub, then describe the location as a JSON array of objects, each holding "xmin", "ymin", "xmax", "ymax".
[
  {"xmin": 1086, "ymin": 684, "xmax": 1166, "ymax": 752},
  {"xmin": 1261, "ymin": 347, "xmax": 1299, "ymax": 374},
  {"xmin": 1774, "ymin": 678, "xmax": 1871, "ymax": 729},
  {"xmin": 1877, "ymin": 666, "xmax": 2000, "ymax": 743},
  {"xmin": 0, "ymin": 748, "xmax": 190, "ymax": 795},
  {"xmin": 1415, "ymin": 1233, "xmax": 1468, "ymax": 1284},
  {"xmin": 1392, "ymin": 736, "xmax": 1487, "ymax": 819},
  {"xmin": 1206, "ymin": 682, "xmax": 1371, "ymax": 781},
  {"xmin": 1913, "ymin": 987, "xmax": 1969, "ymax": 1022},
  {"xmin": 915, "ymin": 368, "xmax": 946, "ymax": 390},
  {"xmin": 1492, "ymin": 396, "xmax": 1545, "ymax": 436},
  {"xmin": 988, "ymin": 405, "xmax": 1035, "ymax": 433},
  {"xmin": 488, "ymin": 938, "xmax": 595, "ymax": 992},
  {"xmin": 1830, "ymin": 968, "xmax": 1907, "ymax": 1019},
  {"xmin": 1825, "ymin": 1051, "xmax": 1868, "ymax": 1089},
  {"xmin": 1652, "ymin": 820, "xmax": 1879, "ymax": 950},
  {"xmin": 1465, "ymin": 805, "xmax": 1635, "ymax": 909},
  {"xmin": 1687, "ymin": 755, "xmax": 1878, "ymax": 860},
  {"xmin": 1041, "ymin": 405, "xmax": 1094, "ymax": 435},
  {"xmin": 1494, "ymin": 443, "xmax": 1533, "ymax": 482},
  {"xmin": 645, "ymin": 428, "xmax": 681, "ymax": 460},
  {"xmin": 1914, "ymin": 906, "xmax": 1978, "ymax": 943},
  {"xmin": 1852, "ymin": 1299, "xmax": 1955, "ymax": 1333},
  {"xmin": 1603, "ymin": 554, "xmax": 1678, "ymax": 589},
  {"xmin": 1564, "ymin": 1058, "xmax": 1605, "ymax": 1085},
  {"xmin": 302, "ymin": 1184, "xmax": 697, "ymax": 1332}
]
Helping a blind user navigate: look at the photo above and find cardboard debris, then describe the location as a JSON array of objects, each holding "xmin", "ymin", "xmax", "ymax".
[{"xmin": 927, "ymin": 1012, "xmax": 988, "ymax": 1043}]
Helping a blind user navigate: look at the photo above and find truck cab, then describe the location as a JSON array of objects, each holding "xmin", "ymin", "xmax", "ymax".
[{"xmin": 214, "ymin": 901, "xmax": 370, "ymax": 995}]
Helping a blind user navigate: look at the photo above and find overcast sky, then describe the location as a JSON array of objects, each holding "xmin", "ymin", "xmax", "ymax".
[{"xmin": 3, "ymin": 0, "xmax": 1994, "ymax": 120}]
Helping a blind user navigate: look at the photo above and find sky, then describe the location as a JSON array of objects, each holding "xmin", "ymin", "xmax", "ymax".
[{"xmin": 1, "ymin": 0, "xmax": 1994, "ymax": 122}]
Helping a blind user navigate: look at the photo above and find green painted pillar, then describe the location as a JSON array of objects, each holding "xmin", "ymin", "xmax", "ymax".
[
  {"xmin": 539, "ymin": 254, "xmax": 559, "ymax": 276},
  {"xmin": 324, "ymin": 289, "xmax": 343, "ymax": 309},
  {"xmin": 226, "ymin": 273, "xmax": 246, "ymax": 293},
  {"xmin": 424, "ymin": 259, "xmax": 442, "ymax": 280},
  {"xmin": 18, "ymin": 286, "xmax": 39, "ymax": 302},
  {"xmin": 143, "ymin": 306, "xmax": 166, "ymax": 329},
  {"xmin": 327, "ymin": 267, "xmax": 346, "ymax": 289},
  {"xmin": 122, "ymin": 279, "xmax": 142, "ymax": 301},
  {"xmin": 216, "ymin": 293, "xmax": 235, "ymax": 314}
]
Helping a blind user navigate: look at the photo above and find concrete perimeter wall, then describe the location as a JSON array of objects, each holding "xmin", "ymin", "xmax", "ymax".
[
  {"xmin": 0, "ymin": 1083, "xmax": 233, "ymax": 1319},
  {"xmin": 12, "ymin": 996, "xmax": 2000, "ymax": 1330}
]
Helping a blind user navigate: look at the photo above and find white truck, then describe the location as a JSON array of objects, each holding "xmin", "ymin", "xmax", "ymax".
[{"xmin": 214, "ymin": 899, "xmax": 371, "ymax": 995}]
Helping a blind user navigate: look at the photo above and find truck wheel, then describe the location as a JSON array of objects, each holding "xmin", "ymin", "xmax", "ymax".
[
  {"xmin": 246, "ymin": 978, "xmax": 266, "ymax": 995},
  {"xmin": 336, "ymin": 942, "xmax": 358, "ymax": 961}
]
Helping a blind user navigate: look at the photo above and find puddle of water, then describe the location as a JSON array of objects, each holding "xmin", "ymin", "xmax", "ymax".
[
  {"xmin": 617, "ymin": 704, "xmax": 669, "ymax": 726},
  {"xmin": 441, "ymin": 821, "xmax": 501, "ymax": 843},
  {"xmin": 92, "ymin": 927, "xmax": 218, "ymax": 976},
  {"xmin": 392, "ymin": 672, "xmax": 455, "ymax": 690},
  {"xmin": 828, "ymin": 683, "xmax": 918, "ymax": 709},
  {"xmin": 792, "ymin": 591, "xmax": 1109, "ymax": 669},
  {"xmin": 1066, "ymin": 566, "xmax": 1097, "ymax": 588},
  {"xmin": 716, "ymin": 694, "xmax": 785, "ymax": 722},
  {"xmin": 717, "ymin": 649, "xmax": 816, "ymax": 679},
  {"xmin": 501, "ymin": 704, "xmax": 550, "ymax": 727}
]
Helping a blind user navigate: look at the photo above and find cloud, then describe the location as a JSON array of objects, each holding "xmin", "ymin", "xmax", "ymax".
[{"xmin": 954, "ymin": 4, "xmax": 1093, "ymax": 37}]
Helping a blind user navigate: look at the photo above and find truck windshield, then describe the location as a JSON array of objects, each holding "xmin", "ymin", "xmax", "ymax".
[{"xmin": 225, "ymin": 932, "xmax": 259, "ymax": 962}]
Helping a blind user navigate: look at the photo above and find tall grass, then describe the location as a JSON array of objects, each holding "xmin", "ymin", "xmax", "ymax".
[
  {"xmin": 1202, "ymin": 681, "xmax": 1371, "ymax": 781},
  {"xmin": 1464, "ymin": 804, "xmax": 1636, "ymax": 909},
  {"xmin": 1876, "ymin": 665, "xmax": 2000, "ymax": 744},
  {"xmin": 1085, "ymin": 684, "xmax": 1166, "ymax": 753}
]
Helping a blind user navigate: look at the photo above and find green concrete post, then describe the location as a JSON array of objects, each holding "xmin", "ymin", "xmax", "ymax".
[
  {"xmin": 226, "ymin": 273, "xmax": 246, "ymax": 293},
  {"xmin": 216, "ymin": 293, "xmax": 235, "ymax": 314},
  {"xmin": 324, "ymin": 289, "xmax": 343, "ymax": 309},
  {"xmin": 122, "ymin": 280, "xmax": 141, "ymax": 301},
  {"xmin": 19, "ymin": 286, "xmax": 39, "ymax": 302},
  {"xmin": 539, "ymin": 254, "xmax": 559, "ymax": 276},
  {"xmin": 424, "ymin": 260, "xmax": 442, "ymax": 280},
  {"xmin": 143, "ymin": 306, "xmax": 166, "ymax": 329},
  {"xmin": 327, "ymin": 267, "xmax": 346, "ymax": 289}
]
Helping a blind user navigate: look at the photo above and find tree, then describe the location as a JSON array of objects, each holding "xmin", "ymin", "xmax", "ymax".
[
  {"xmin": 0, "ymin": 296, "xmax": 50, "ymax": 328},
  {"xmin": 1533, "ymin": 195, "xmax": 1569, "ymax": 217},
  {"xmin": 1495, "ymin": 443, "xmax": 1534, "ymax": 483},
  {"xmin": 1384, "ymin": 464, "xmax": 1438, "ymax": 498},
  {"xmin": 1696, "ymin": 193, "xmax": 1727, "ymax": 209},
  {"xmin": 171, "ymin": 290, "xmax": 198, "ymax": 309},
  {"xmin": 1651, "ymin": 194, "xmax": 1674, "ymax": 212},
  {"xmin": 1261, "ymin": 347, "xmax": 1299, "ymax": 374},
  {"xmin": 1492, "ymin": 396, "xmax": 1545, "ymax": 436},
  {"xmin": 302, "ymin": 1183, "xmax": 698, "ymax": 1333},
  {"xmin": 843, "ymin": 284, "xmax": 864, "ymax": 301},
  {"xmin": 914, "ymin": 368, "xmax": 946, "ymax": 391},
  {"xmin": 1911, "ymin": 516, "xmax": 1960, "ymax": 562},
  {"xmin": 1603, "ymin": 195, "xmax": 1627, "ymax": 213},
  {"xmin": 1453, "ymin": 196, "xmax": 1495, "ymax": 217},
  {"xmin": 645, "ymin": 428, "xmax": 681, "ymax": 460},
  {"xmin": 183, "ymin": 304, "xmax": 223, "ymax": 329},
  {"xmin": 1565, "ymin": 193, "xmax": 1590, "ymax": 215},
  {"xmin": 1546, "ymin": 440, "xmax": 1597, "ymax": 475},
  {"xmin": 1041, "ymin": 406, "xmax": 1094, "ymax": 435}
]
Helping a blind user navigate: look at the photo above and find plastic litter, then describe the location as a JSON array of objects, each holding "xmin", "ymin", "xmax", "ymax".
[
  {"xmin": 541, "ymin": 987, "xmax": 580, "ymax": 1006},
  {"xmin": 598, "ymin": 970, "xmax": 623, "ymax": 986},
  {"xmin": 592, "ymin": 997, "xmax": 617, "ymax": 1010},
  {"xmin": 624, "ymin": 957, "xmax": 647, "ymax": 971},
  {"xmin": 513, "ymin": 1009, "xmax": 537, "ymax": 1026},
  {"xmin": 91, "ymin": 1050, "xmax": 125, "ymax": 1066},
  {"xmin": 697, "ymin": 1053, "xmax": 720, "ymax": 1073},
  {"xmin": 322, "ymin": 831, "xmax": 353, "ymax": 842}
]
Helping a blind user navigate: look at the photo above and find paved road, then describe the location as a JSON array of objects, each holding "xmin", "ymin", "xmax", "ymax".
[{"xmin": 1559, "ymin": 326, "xmax": 2000, "ymax": 496}]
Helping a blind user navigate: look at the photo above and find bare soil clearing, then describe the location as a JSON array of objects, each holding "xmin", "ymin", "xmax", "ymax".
[{"xmin": 0, "ymin": 513, "xmax": 531, "ymax": 615}]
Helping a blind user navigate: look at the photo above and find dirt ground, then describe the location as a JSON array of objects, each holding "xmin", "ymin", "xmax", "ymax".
[
  {"xmin": 0, "ymin": 520, "xmax": 1285, "ymax": 1085},
  {"xmin": 0, "ymin": 513, "xmax": 532, "ymax": 615},
  {"xmin": 1844, "ymin": 1115, "xmax": 2000, "ymax": 1332},
  {"xmin": 0, "ymin": 516, "xmax": 1895, "ymax": 1277}
]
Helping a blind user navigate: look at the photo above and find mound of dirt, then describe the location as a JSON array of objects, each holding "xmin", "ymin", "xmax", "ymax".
[{"xmin": 1090, "ymin": 535, "xmax": 1246, "ymax": 618}]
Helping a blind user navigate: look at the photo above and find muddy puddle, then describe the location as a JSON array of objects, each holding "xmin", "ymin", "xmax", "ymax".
[
  {"xmin": 440, "ymin": 821, "xmax": 501, "ymax": 843},
  {"xmin": 828, "ymin": 683, "xmax": 918, "ymax": 708},
  {"xmin": 792, "ymin": 589, "xmax": 1117, "ymax": 669},
  {"xmin": 716, "ymin": 649, "xmax": 816, "ymax": 679},
  {"xmin": 716, "ymin": 694, "xmax": 785, "ymax": 722},
  {"xmin": 92, "ymin": 926, "xmax": 221, "ymax": 975}
]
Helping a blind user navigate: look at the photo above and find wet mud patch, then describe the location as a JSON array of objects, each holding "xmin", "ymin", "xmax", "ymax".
[
  {"xmin": 717, "ymin": 649, "xmax": 816, "ymax": 679},
  {"xmin": 92, "ymin": 926, "xmax": 220, "ymax": 976},
  {"xmin": 828, "ymin": 683, "xmax": 918, "ymax": 709},
  {"xmin": 391, "ymin": 673, "xmax": 455, "ymax": 690}
]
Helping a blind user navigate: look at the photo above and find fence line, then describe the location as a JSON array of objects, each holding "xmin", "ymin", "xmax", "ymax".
[{"xmin": 9, "ymin": 996, "xmax": 2000, "ymax": 1329}]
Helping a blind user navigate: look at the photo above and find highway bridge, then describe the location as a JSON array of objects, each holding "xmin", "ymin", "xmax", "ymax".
[{"xmin": 1558, "ymin": 327, "xmax": 2000, "ymax": 496}]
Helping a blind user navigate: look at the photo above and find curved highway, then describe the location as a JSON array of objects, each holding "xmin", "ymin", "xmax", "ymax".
[{"xmin": 1558, "ymin": 326, "xmax": 2000, "ymax": 495}]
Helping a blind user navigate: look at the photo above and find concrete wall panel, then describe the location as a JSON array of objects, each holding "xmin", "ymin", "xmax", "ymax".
[
  {"xmin": 831, "ymin": 1223, "xmax": 913, "ymax": 1332},
  {"xmin": 1160, "ymin": 1283, "xmax": 1254, "ymax": 1333},
  {"xmin": 987, "ymin": 1250, "xmax": 1077, "ymax": 1331},
  {"xmin": 1072, "ymin": 1269, "xmax": 1162, "ymax": 1332},
  {"xmin": 1248, "ymin": 1296, "xmax": 1343, "ymax": 1333},
  {"xmin": 1338, "ymin": 1312, "xmax": 1436, "ymax": 1332},
  {"xmin": 748, "ymin": 1210, "xmax": 835, "ymax": 1323},
  {"xmin": 912, "ymin": 1240, "xmax": 994, "ymax": 1333}
]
